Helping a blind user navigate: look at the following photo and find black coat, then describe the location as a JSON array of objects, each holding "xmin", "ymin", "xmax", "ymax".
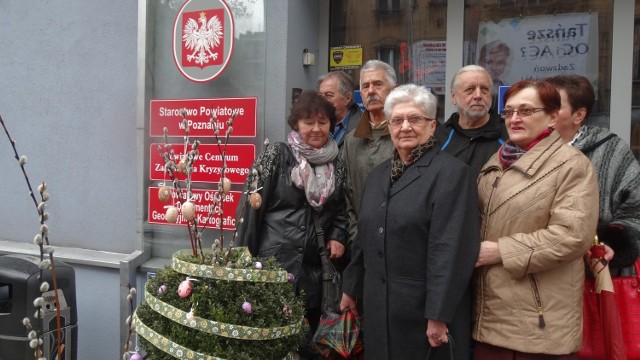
[
  {"xmin": 236, "ymin": 142, "xmax": 348, "ymax": 309},
  {"xmin": 335, "ymin": 102, "xmax": 363, "ymax": 149},
  {"xmin": 435, "ymin": 112, "xmax": 507, "ymax": 179},
  {"xmin": 342, "ymin": 147, "xmax": 480, "ymax": 360}
]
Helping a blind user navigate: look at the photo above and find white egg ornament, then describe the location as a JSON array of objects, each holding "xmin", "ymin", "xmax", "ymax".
[
  {"xmin": 254, "ymin": 261, "xmax": 263, "ymax": 270},
  {"xmin": 158, "ymin": 186, "xmax": 173, "ymax": 202},
  {"xmin": 186, "ymin": 308, "xmax": 197, "ymax": 326},
  {"xmin": 181, "ymin": 201, "xmax": 196, "ymax": 221},
  {"xmin": 249, "ymin": 192, "xmax": 262, "ymax": 209},
  {"xmin": 221, "ymin": 177, "xmax": 232, "ymax": 194},
  {"xmin": 157, "ymin": 284, "xmax": 168, "ymax": 296},
  {"xmin": 165, "ymin": 206, "xmax": 179, "ymax": 223},
  {"xmin": 177, "ymin": 160, "xmax": 188, "ymax": 174}
]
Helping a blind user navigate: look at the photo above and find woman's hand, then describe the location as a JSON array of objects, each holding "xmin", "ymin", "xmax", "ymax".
[
  {"xmin": 475, "ymin": 241, "xmax": 502, "ymax": 267},
  {"xmin": 585, "ymin": 243, "xmax": 615, "ymax": 264},
  {"xmin": 426, "ymin": 319, "xmax": 449, "ymax": 347},
  {"xmin": 340, "ymin": 293, "xmax": 358, "ymax": 317},
  {"xmin": 327, "ymin": 239, "xmax": 345, "ymax": 259}
]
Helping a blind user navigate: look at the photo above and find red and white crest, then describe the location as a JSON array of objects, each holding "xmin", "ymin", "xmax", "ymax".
[{"xmin": 173, "ymin": 0, "xmax": 234, "ymax": 83}]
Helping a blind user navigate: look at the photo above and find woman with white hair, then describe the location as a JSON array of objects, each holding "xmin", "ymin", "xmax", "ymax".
[{"xmin": 341, "ymin": 84, "xmax": 480, "ymax": 359}]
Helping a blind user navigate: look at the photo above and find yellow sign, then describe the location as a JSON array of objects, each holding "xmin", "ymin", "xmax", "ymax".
[{"xmin": 329, "ymin": 45, "xmax": 363, "ymax": 70}]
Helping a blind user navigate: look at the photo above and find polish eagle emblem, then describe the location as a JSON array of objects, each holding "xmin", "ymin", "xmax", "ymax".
[{"xmin": 182, "ymin": 11, "xmax": 223, "ymax": 68}]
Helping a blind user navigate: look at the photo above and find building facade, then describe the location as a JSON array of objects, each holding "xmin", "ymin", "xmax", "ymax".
[{"xmin": 0, "ymin": 1, "xmax": 639, "ymax": 358}]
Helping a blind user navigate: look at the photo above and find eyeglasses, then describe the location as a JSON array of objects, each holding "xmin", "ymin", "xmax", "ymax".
[
  {"xmin": 500, "ymin": 108, "xmax": 545, "ymax": 118},
  {"xmin": 388, "ymin": 115, "xmax": 433, "ymax": 127}
]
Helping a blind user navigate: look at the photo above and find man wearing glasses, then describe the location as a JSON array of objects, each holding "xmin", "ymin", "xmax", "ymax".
[{"xmin": 435, "ymin": 65, "xmax": 508, "ymax": 177}]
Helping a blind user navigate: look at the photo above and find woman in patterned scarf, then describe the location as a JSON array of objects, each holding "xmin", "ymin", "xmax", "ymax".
[
  {"xmin": 236, "ymin": 91, "xmax": 348, "ymax": 359},
  {"xmin": 341, "ymin": 84, "xmax": 480, "ymax": 359}
]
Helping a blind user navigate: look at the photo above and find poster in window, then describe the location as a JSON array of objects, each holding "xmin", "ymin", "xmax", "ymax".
[
  {"xmin": 411, "ymin": 40, "xmax": 447, "ymax": 95},
  {"xmin": 477, "ymin": 12, "xmax": 599, "ymax": 93}
]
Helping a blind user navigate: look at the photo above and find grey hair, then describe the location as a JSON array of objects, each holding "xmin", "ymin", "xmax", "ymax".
[
  {"xmin": 450, "ymin": 65, "xmax": 493, "ymax": 91},
  {"xmin": 360, "ymin": 59, "xmax": 397, "ymax": 88},
  {"xmin": 384, "ymin": 84, "xmax": 437, "ymax": 119},
  {"xmin": 317, "ymin": 71, "xmax": 355, "ymax": 99}
]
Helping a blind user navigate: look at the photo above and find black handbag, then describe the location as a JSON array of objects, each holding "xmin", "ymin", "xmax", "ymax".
[{"xmin": 313, "ymin": 213, "xmax": 342, "ymax": 314}]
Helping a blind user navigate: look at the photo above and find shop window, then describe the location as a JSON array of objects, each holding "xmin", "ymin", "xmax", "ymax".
[
  {"xmin": 329, "ymin": 0, "xmax": 448, "ymax": 121},
  {"xmin": 497, "ymin": 0, "xmax": 549, "ymax": 6},
  {"xmin": 376, "ymin": 0, "xmax": 401, "ymax": 13},
  {"xmin": 464, "ymin": 0, "xmax": 612, "ymax": 127},
  {"xmin": 377, "ymin": 46, "xmax": 400, "ymax": 74}
]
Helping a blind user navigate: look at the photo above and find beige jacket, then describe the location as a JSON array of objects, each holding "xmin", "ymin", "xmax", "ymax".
[{"xmin": 473, "ymin": 131, "xmax": 599, "ymax": 354}]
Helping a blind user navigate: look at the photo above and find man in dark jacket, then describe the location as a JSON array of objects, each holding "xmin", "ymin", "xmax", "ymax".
[
  {"xmin": 318, "ymin": 71, "xmax": 363, "ymax": 149},
  {"xmin": 435, "ymin": 65, "xmax": 507, "ymax": 177}
]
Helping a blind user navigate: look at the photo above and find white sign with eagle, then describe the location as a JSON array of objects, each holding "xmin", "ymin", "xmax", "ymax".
[{"xmin": 172, "ymin": 0, "xmax": 235, "ymax": 83}]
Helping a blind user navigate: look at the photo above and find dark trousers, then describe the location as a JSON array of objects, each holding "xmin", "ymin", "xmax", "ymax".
[
  {"xmin": 474, "ymin": 342, "xmax": 578, "ymax": 360},
  {"xmin": 298, "ymin": 307, "xmax": 322, "ymax": 360}
]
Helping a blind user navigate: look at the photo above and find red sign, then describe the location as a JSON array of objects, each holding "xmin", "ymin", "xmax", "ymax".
[
  {"xmin": 148, "ymin": 186, "xmax": 241, "ymax": 230},
  {"xmin": 150, "ymin": 143, "xmax": 255, "ymax": 184},
  {"xmin": 150, "ymin": 98, "xmax": 257, "ymax": 138}
]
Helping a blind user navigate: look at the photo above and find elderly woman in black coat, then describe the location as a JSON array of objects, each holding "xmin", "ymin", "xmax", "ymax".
[
  {"xmin": 340, "ymin": 84, "xmax": 480, "ymax": 360},
  {"xmin": 236, "ymin": 91, "xmax": 348, "ymax": 354}
]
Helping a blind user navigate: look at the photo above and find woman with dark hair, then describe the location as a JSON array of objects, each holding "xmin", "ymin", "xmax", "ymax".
[
  {"xmin": 547, "ymin": 74, "xmax": 640, "ymax": 276},
  {"xmin": 473, "ymin": 80, "xmax": 599, "ymax": 359},
  {"xmin": 236, "ymin": 90, "xmax": 348, "ymax": 358}
]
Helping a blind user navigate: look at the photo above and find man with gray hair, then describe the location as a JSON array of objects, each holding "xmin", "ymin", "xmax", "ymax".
[
  {"xmin": 318, "ymin": 71, "xmax": 362, "ymax": 148},
  {"xmin": 435, "ymin": 64, "xmax": 507, "ymax": 177},
  {"xmin": 342, "ymin": 60, "xmax": 397, "ymax": 255}
]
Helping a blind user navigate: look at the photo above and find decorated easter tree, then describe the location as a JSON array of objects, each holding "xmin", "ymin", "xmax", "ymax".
[{"xmin": 130, "ymin": 111, "xmax": 306, "ymax": 360}]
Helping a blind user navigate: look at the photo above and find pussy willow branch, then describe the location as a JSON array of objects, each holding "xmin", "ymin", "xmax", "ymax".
[
  {"xmin": 210, "ymin": 113, "xmax": 236, "ymax": 257},
  {"xmin": 0, "ymin": 116, "xmax": 38, "ymax": 209},
  {"xmin": 122, "ymin": 284, "xmax": 137, "ymax": 357},
  {"xmin": 0, "ymin": 114, "xmax": 63, "ymax": 359},
  {"xmin": 156, "ymin": 143, "xmax": 198, "ymax": 256}
]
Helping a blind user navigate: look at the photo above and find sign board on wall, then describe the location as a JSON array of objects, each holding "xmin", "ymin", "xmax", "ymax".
[
  {"xmin": 173, "ymin": 0, "xmax": 235, "ymax": 83},
  {"xmin": 149, "ymin": 143, "xmax": 255, "ymax": 184},
  {"xmin": 148, "ymin": 187, "xmax": 241, "ymax": 230},
  {"xmin": 149, "ymin": 98, "xmax": 258, "ymax": 138},
  {"xmin": 477, "ymin": 12, "xmax": 599, "ymax": 91},
  {"xmin": 329, "ymin": 45, "xmax": 363, "ymax": 70},
  {"xmin": 148, "ymin": 96, "xmax": 258, "ymax": 229}
]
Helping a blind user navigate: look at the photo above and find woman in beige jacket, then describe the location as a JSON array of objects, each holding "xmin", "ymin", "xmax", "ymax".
[{"xmin": 473, "ymin": 79, "xmax": 599, "ymax": 360}]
